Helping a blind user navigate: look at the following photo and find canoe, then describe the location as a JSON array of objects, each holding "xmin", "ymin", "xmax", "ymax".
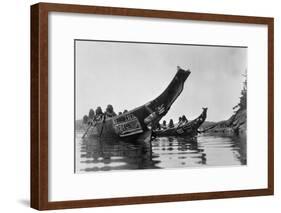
[
  {"xmin": 84, "ymin": 66, "xmax": 191, "ymax": 143},
  {"xmin": 153, "ymin": 108, "xmax": 208, "ymax": 138}
]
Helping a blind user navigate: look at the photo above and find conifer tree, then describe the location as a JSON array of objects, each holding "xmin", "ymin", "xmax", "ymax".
[{"xmin": 233, "ymin": 71, "xmax": 247, "ymax": 112}]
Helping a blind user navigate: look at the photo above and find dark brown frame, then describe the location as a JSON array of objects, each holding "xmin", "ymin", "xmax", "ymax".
[{"xmin": 31, "ymin": 2, "xmax": 274, "ymax": 210}]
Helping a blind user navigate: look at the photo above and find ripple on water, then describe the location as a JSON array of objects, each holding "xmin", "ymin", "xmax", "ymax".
[{"xmin": 75, "ymin": 133, "xmax": 246, "ymax": 173}]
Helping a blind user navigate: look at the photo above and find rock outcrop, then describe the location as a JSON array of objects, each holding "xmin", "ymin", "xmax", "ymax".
[{"xmin": 203, "ymin": 109, "xmax": 246, "ymax": 135}]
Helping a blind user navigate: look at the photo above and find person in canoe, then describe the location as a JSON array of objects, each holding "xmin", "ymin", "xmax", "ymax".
[
  {"xmin": 155, "ymin": 122, "xmax": 161, "ymax": 130},
  {"xmin": 181, "ymin": 115, "xmax": 188, "ymax": 124},
  {"xmin": 168, "ymin": 119, "xmax": 175, "ymax": 128},
  {"xmin": 153, "ymin": 108, "xmax": 208, "ymax": 138},
  {"xmin": 105, "ymin": 104, "xmax": 117, "ymax": 118},
  {"xmin": 162, "ymin": 120, "xmax": 167, "ymax": 130},
  {"xmin": 95, "ymin": 106, "xmax": 104, "ymax": 121},
  {"xmin": 176, "ymin": 116, "xmax": 183, "ymax": 128}
]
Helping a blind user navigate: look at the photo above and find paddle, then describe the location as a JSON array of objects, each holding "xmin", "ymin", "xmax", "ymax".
[
  {"xmin": 82, "ymin": 124, "xmax": 92, "ymax": 139},
  {"xmin": 99, "ymin": 114, "xmax": 106, "ymax": 138},
  {"xmin": 81, "ymin": 118, "xmax": 97, "ymax": 139}
]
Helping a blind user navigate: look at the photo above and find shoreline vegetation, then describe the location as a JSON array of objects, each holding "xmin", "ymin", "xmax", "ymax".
[{"xmin": 200, "ymin": 109, "xmax": 246, "ymax": 135}]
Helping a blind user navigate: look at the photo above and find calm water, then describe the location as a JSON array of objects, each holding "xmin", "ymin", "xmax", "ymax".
[{"xmin": 75, "ymin": 132, "xmax": 246, "ymax": 173}]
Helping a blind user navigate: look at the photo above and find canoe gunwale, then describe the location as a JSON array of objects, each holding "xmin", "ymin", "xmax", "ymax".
[{"xmin": 154, "ymin": 108, "xmax": 208, "ymax": 137}]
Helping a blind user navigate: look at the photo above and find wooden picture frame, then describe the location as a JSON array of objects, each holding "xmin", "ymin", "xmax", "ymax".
[{"xmin": 31, "ymin": 2, "xmax": 274, "ymax": 210}]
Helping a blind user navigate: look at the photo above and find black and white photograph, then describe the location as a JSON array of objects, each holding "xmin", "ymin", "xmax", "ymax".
[{"xmin": 74, "ymin": 40, "xmax": 247, "ymax": 173}]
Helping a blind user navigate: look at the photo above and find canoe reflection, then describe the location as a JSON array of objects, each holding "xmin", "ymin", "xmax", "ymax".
[
  {"xmin": 79, "ymin": 136, "xmax": 160, "ymax": 172},
  {"xmin": 76, "ymin": 133, "xmax": 246, "ymax": 173},
  {"xmin": 152, "ymin": 137, "xmax": 206, "ymax": 168},
  {"xmin": 77, "ymin": 135, "xmax": 204, "ymax": 172}
]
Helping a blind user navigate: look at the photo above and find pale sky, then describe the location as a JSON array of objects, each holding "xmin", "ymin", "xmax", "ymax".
[{"xmin": 75, "ymin": 40, "xmax": 247, "ymax": 122}]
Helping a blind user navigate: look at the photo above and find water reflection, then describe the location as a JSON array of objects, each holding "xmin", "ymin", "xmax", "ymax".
[
  {"xmin": 76, "ymin": 133, "xmax": 160, "ymax": 172},
  {"xmin": 75, "ymin": 132, "xmax": 246, "ymax": 173},
  {"xmin": 152, "ymin": 137, "xmax": 206, "ymax": 168}
]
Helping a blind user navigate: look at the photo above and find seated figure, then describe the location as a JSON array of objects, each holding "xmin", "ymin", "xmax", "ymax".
[
  {"xmin": 176, "ymin": 116, "xmax": 183, "ymax": 127},
  {"xmin": 181, "ymin": 115, "xmax": 188, "ymax": 124},
  {"xmin": 162, "ymin": 120, "xmax": 167, "ymax": 129},
  {"xmin": 155, "ymin": 122, "xmax": 161, "ymax": 130},
  {"xmin": 168, "ymin": 119, "xmax": 174, "ymax": 128},
  {"xmin": 105, "ymin": 104, "xmax": 117, "ymax": 118},
  {"xmin": 95, "ymin": 106, "xmax": 103, "ymax": 121}
]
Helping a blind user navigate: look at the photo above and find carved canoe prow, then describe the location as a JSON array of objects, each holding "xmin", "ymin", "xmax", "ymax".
[{"xmin": 84, "ymin": 66, "xmax": 191, "ymax": 142}]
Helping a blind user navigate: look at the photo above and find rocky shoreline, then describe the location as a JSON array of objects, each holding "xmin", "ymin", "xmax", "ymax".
[{"xmin": 202, "ymin": 109, "xmax": 246, "ymax": 135}]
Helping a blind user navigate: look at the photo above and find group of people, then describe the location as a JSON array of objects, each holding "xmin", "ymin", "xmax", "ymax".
[
  {"xmin": 156, "ymin": 115, "xmax": 188, "ymax": 130},
  {"xmin": 85, "ymin": 105, "xmax": 188, "ymax": 131},
  {"xmin": 85, "ymin": 104, "xmax": 129, "ymax": 125}
]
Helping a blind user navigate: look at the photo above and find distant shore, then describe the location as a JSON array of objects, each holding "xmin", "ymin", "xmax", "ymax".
[{"xmin": 201, "ymin": 109, "xmax": 246, "ymax": 136}]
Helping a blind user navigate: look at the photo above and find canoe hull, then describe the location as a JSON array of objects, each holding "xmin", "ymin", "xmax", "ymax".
[
  {"xmin": 154, "ymin": 127, "xmax": 199, "ymax": 138},
  {"xmin": 154, "ymin": 108, "xmax": 208, "ymax": 138},
  {"xmin": 87, "ymin": 110, "xmax": 152, "ymax": 143},
  {"xmin": 84, "ymin": 67, "xmax": 191, "ymax": 142}
]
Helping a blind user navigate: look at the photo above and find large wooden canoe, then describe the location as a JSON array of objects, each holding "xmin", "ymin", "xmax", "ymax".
[
  {"xmin": 84, "ymin": 67, "xmax": 191, "ymax": 143},
  {"xmin": 153, "ymin": 108, "xmax": 208, "ymax": 138}
]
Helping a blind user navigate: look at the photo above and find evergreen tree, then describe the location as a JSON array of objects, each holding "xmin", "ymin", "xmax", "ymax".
[{"xmin": 233, "ymin": 72, "xmax": 247, "ymax": 112}]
